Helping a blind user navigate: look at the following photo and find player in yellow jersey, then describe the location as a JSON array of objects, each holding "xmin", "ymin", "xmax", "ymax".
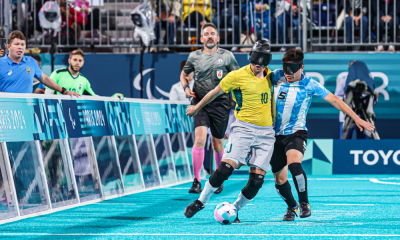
[{"xmin": 184, "ymin": 40, "xmax": 275, "ymax": 223}]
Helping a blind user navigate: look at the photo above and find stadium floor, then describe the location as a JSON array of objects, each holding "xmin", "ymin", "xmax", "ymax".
[{"xmin": 0, "ymin": 175, "xmax": 399, "ymax": 240}]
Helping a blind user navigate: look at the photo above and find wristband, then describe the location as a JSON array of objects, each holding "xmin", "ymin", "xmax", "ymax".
[
  {"xmin": 183, "ymin": 84, "xmax": 190, "ymax": 90},
  {"xmin": 60, "ymin": 87, "xmax": 67, "ymax": 94}
]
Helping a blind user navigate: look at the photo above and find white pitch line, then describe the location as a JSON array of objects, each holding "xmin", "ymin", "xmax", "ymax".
[
  {"xmin": 323, "ymin": 204, "xmax": 374, "ymax": 206},
  {"xmin": 0, "ymin": 233, "xmax": 399, "ymax": 237},
  {"xmin": 370, "ymin": 178, "xmax": 400, "ymax": 185},
  {"xmin": 230, "ymin": 178, "xmax": 400, "ymax": 181}
]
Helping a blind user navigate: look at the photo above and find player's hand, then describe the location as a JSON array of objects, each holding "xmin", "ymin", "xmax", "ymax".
[
  {"xmin": 355, "ymin": 118, "xmax": 375, "ymax": 132},
  {"xmin": 185, "ymin": 88, "xmax": 195, "ymax": 99},
  {"xmin": 64, "ymin": 91, "xmax": 81, "ymax": 97},
  {"xmin": 186, "ymin": 105, "xmax": 199, "ymax": 117}
]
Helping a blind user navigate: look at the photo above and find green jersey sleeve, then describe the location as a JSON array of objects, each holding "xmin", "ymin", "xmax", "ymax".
[
  {"xmin": 47, "ymin": 70, "xmax": 59, "ymax": 89},
  {"xmin": 84, "ymin": 80, "xmax": 96, "ymax": 96}
]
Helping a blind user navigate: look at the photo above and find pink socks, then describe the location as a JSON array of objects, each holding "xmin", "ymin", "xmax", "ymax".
[
  {"xmin": 213, "ymin": 149, "xmax": 224, "ymax": 170},
  {"xmin": 192, "ymin": 146, "xmax": 205, "ymax": 182}
]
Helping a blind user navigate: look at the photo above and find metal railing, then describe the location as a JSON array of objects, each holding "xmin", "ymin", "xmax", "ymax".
[{"xmin": 0, "ymin": 0, "xmax": 399, "ymax": 52}]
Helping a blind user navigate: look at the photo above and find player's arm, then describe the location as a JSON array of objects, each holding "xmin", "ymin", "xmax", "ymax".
[
  {"xmin": 40, "ymin": 74, "xmax": 80, "ymax": 97},
  {"xmin": 324, "ymin": 92, "xmax": 375, "ymax": 132},
  {"xmin": 186, "ymin": 85, "xmax": 225, "ymax": 117}
]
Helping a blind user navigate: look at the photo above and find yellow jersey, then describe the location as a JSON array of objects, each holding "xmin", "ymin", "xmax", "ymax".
[{"xmin": 219, "ymin": 65, "xmax": 273, "ymax": 126}]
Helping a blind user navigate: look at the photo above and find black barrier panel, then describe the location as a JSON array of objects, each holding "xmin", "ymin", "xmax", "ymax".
[
  {"xmin": 136, "ymin": 134, "xmax": 161, "ymax": 188},
  {"xmin": 7, "ymin": 141, "xmax": 50, "ymax": 215},
  {"xmin": 92, "ymin": 136, "xmax": 123, "ymax": 197},
  {"xmin": 169, "ymin": 133, "xmax": 191, "ymax": 182},
  {"xmin": 153, "ymin": 134, "xmax": 177, "ymax": 185},
  {"xmin": 115, "ymin": 135, "xmax": 144, "ymax": 193},
  {"xmin": 40, "ymin": 140, "xmax": 79, "ymax": 208},
  {"xmin": 68, "ymin": 137, "xmax": 101, "ymax": 202}
]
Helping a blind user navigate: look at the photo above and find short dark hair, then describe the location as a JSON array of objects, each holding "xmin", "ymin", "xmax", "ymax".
[
  {"xmin": 180, "ymin": 60, "xmax": 187, "ymax": 71},
  {"xmin": 201, "ymin": 23, "xmax": 218, "ymax": 35},
  {"xmin": 8, "ymin": 30, "xmax": 26, "ymax": 45},
  {"xmin": 30, "ymin": 54, "xmax": 41, "ymax": 63},
  {"xmin": 282, "ymin": 49, "xmax": 304, "ymax": 63},
  {"xmin": 70, "ymin": 49, "xmax": 84, "ymax": 59}
]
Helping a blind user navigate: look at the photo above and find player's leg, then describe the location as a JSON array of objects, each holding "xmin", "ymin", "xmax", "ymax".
[
  {"xmin": 189, "ymin": 107, "xmax": 211, "ymax": 194},
  {"xmin": 184, "ymin": 159, "xmax": 236, "ymax": 218},
  {"xmin": 210, "ymin": 136, "xmax": 225, "ymax": 194},
  {"xmin": 270, "ymin": 136, "xmax": 299, "ymax": 221},
  {"xmin": 232, "ymin": 167, "xmax": 266, "ymax": 223},
  {"xmin": 286, "ymin": 131, "xmax": 311, "ymax": 218},
  {"xmin": 184, "ymin": 121, "xmax": 251, "ymax": 219},
  {"xmin": 232, "ymin": 126, "xmax": 275, "ymax": 223}
]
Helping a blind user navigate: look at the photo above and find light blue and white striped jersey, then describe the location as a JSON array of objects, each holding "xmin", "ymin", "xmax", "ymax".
[{"xmin": 272, "ymin": 69, "xmax": 330, "ymax": 136}]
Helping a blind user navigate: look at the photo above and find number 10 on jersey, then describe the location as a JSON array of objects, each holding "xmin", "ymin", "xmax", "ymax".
[{"xmin": 261, "ymin": 92, "xmax": 269, "ymax": 104}]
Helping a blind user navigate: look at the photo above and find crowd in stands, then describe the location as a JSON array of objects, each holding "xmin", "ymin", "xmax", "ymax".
[{"xmin": 3, "ymin": 0, "xmax": 400, "ymax": 52}]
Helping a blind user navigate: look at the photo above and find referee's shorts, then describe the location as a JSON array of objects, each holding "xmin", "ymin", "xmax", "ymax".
[{"xmin": 191, "ymin": 98, "xmax": 231, "ymax": 139}]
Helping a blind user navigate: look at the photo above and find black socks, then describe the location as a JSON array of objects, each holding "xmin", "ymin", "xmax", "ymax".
[
  {"xmin": 275, "ymin": 181, "xmax": 297, "ymax": 208},
  {"xmin": 288, "ymin": 163, "xmax": 309, "ymax": 203}
]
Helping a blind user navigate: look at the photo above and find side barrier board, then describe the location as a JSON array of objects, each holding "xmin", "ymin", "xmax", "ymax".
[{"xmin": 0, "ymin": 97, "xmax": 193, "ymax": 142}]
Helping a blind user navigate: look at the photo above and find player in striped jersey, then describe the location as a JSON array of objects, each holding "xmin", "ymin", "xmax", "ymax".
[{"xmin": 270, "ymin": 49, "xmax": 375, "ymax": 221}]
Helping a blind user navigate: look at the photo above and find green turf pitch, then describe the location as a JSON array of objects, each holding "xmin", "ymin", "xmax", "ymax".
[{"xmin": 0, "ymin": 175, "xmax": 399, "ymax": 240}]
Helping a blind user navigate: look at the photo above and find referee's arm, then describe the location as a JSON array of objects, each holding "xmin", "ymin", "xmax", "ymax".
[{"xmin": 39, "ymin": 74, "xmax": 80, "ymax": 97}]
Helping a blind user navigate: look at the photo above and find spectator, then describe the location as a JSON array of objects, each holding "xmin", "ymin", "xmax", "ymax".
[
  {"xmin": 182, "ymin": 0, "xmax": 211, "ymax": 43},
  {"xmin": 45, "ymin": 49, "xmax": 96, "ymax": 95},
  {"xmin": 0, "ymin": 30, "xmax": 79, "ymax": 96},
  {"xmin": 57, "ymin": 0, "xmax": 84, "ymax": 43},
  {"xmin": 373, "ymin": 0, "xmax": 400, "ymax": 52},
  {"xmin": 272, "ymin": 0, "xmax": 291, "ymax": 51},
  {"xmin": 343, "ymin": 0, "xmax": 368, "ymax": 48},
  {"xmin": 169, "ymin": 60, "xmax": 194, "ymax": 103},
  {"xmin": 0, "ymin": 34, "xmax": 5, "ymax": 57},
  {"xmin": 29, "ymin": 54, "xmax": 46, "ymax": 94},
  {"xmin": 212, "ymin": 0, "xmax": 241, "ymax": 50},
  {"xmin": 69, "ymin": 0, "xmax": 104, "ymax": 40},
  {"xmin": 151, "ymin": 0, "xmax": 181, "ymax": 52}
]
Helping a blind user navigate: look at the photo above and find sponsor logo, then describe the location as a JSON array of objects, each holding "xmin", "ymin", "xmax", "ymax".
[
  {"xmin": 8, "ymin": 70, "xmax": 12, "ymax": 75},
  {"xmin": 79, "ymin": 84, "xmax": 82, "ymax": 90},
  {"xmin": 69, "ymin": 108, "xmax": 76, "ymax": 129},
  {"xmin": 217, "ymin": 59, "xmax": 223, "ymax": 64},
  {"xmin": 133, "ymin": 68, "xmax": 170, "ymax": 100},
  {"xmin": 26, "ymin": 68, "xmax": 31, "ymax": 74},
  {"xmin": 217, "ymin": 70, "xmax": 223, "ymax": 79},
  {"xmin": 350, "ymin": 150, "xmax": 400, "ymax": 166}
]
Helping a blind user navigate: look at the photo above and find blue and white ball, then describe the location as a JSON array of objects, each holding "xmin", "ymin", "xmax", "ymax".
[{"xmin": 214, "ymin": 202, "xmax": 237, "ymax": 225}]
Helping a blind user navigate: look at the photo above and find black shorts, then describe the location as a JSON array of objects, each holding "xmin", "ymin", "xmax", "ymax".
[
  {"xmin": 192, "ymin": 98, "xmax": 231, "ymax": 139},
  {"xmin": 270, "ymin": 130, "xmax": 308, "ymax": 173}
]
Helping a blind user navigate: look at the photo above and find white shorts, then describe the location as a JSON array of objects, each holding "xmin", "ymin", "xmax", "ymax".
[{"xmin": 222, "ymin": 120, "xmax": 275, "ymax": 172}]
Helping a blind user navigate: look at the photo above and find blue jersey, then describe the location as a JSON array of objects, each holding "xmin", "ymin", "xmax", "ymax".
[
  {"xmin": 272, "ymin": 69, "xmax": 330, "ymax": 136},
  {"xmin": 0, "ymin": 54, "xmax": 42, "ymax": 93}
]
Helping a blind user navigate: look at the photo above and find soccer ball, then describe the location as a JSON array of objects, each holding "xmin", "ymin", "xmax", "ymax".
[{"xmin": 214, "ymin": 202, "xmax": 237, "ymax": 225}]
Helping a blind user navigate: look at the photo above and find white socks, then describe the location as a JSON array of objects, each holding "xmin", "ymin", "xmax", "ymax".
[
  {"xmin": 198, "ymin": 181, "xmax": 218, "ymax": 204},
  {"xmin": 233, "ymin": 191, "xmax": 252, "ymax": 211}
]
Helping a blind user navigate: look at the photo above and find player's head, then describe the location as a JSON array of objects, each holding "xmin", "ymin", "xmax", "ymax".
[
  {"xmin": 200, "ymin": 23, "xmax": 219, "ymax": 49},
  {"xmin": 7, "ymin": 30, "xmax": 26, "ymax": 60},
  {"xmin": 282, "ymin": 48, "xmax": 304, "ymax": 83},
  {"xmin": 30, "ymin": 54, "xmax": 41, "ymax": 67},
  {"xmin": 0, "ymin": 48, "xmax": 4, "ymax": 57},
  {"xmin": 68, "ymin": 49, "xmax": 85, "ymax": 73},
  {"xmin": 249, "ymin": 39, "xmax": 272, "ymax": 73}
]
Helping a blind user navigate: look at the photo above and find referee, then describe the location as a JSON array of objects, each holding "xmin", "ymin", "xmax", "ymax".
[
  {"xmin": 0, "ymin": 30, "xmax": 79, "ymax": 97},
  {"xmin": 181, "ymin": 23, "xmax": 239, "ymax": 194},
  {"xmin": 45, "ymin": 49, "xmax": 95, "ymax": 95}
]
